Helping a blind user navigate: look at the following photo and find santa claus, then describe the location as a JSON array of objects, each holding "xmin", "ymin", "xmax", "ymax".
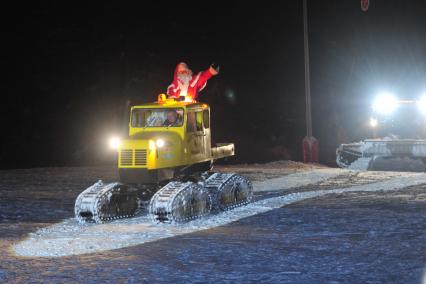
[{"xmin": 167, "ymin": 62, "xmax": 219, "ymax": 101}]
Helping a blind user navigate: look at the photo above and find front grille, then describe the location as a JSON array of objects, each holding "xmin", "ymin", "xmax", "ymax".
[
  {"xmin": 134, "ymin": 149, "xmax": 147, "ymax": 166},
  {"xmin": 120, "ymin": 149, "xmax": 147, "ymax": 166},
  {"xmin": 120, "ymin": 150, "xmax": 133, "ymax": 166}
]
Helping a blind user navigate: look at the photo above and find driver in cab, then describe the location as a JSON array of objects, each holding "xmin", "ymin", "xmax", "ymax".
[{"xmin": 163, "ymin": 110, "xmax": 182, "ymax": 127}]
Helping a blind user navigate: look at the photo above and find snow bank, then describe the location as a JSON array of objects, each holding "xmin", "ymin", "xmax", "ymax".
[
  {"xmin": 347, "ymin": 157, "xmax": 372, "ymax": 171},
  {"xmin": 12, "ymin": 171, "xmax": 426, "ymax": 258},
  {"xmin": 252, "ymin": 168, "xmax": 346, "ymax": 192}
]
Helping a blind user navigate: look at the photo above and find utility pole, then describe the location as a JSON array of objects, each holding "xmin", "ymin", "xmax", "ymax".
[
  {"xmin": 303, "ymin": 0, "xmax": 312, "ymax": 138},
  {"xmin": 302, "ymin": 0, "xmax": 319, "ymax": 163}
]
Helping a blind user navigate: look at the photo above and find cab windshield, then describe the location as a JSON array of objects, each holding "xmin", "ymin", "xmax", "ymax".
[{"xmin": 131, "ymin": 108, "xmax": 184, "ymax": 127}]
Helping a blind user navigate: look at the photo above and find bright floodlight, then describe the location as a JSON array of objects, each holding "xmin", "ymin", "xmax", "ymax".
[
  {"xmin": 372, "ymin": 93, "xmax": 398, "ymax": 115},
  {"xmin": 156, "ymin": 139, "xmax": 165, "ymax": 148},
  {"xmin": 417, "ymin": 94, "xmax": 426, "ymax": 115},
  {"xmin": 109, "ymin": 136, "xmax": 121, "ymax": 150}
]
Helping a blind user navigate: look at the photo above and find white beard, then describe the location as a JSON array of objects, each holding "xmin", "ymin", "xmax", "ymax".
[{"xmin": 177, "ymin": 74, "xmax": 191, "ymax": 97}]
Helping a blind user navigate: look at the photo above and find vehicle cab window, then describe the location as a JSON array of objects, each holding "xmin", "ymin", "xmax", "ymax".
[
  {"xmin": 186, "ymin": 111, "xmax": 203, "ymax": 132},
  {"xmin": 186, "ymin": 111, "xmax": 196, "ymax": 133},
  {"xmin": 131, "ymin": 108, "xmax": 183, "ymax": 127},
  {"xmin": 203, "ymin": 109, "xmax": 210, "ymax": 129},
  {"xmin": 196, "ymin": 111, "xmax": 203, "ymax": 131}
]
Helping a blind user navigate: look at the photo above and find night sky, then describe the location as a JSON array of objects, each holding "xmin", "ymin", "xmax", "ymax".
[{"xmin": 3, "ymin": 1, "xmax": 426, "ymax": 169}]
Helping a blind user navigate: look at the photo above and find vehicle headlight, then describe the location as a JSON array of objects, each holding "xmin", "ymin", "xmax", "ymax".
[
  {"xmin": 372, "ymin": 93, "xmax": 398, "ymax": 115},
  {"xmin": 369, "ymin": 117, "xmax": 378, "ymax": 127},
  {"xmin": 109, "ymin": 136, "xmax": 121, "ymax": 150},
  {"xmin": 156, "ymin": 139, "xmax": 165, "ymax": 148},
  {"xmin": 417, "ymin": 95, "xmax": 426, "ymax": 115}
]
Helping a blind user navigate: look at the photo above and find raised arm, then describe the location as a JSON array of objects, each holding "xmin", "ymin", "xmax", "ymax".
[{"xmin": 193, "ymin": 64, "xmax": 220, "ymax": 91}]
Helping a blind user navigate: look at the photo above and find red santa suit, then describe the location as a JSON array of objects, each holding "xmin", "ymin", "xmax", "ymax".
[{"xmin": 167, "ymin": 63, "xmax": 217, "ymax": 101}]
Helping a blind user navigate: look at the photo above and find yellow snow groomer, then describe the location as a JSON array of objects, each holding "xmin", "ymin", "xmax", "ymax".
[{"xmin": 75, "ymin": 95, "xmax": 252, "ymax": 223}]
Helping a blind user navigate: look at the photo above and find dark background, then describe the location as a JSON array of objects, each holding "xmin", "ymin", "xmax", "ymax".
[{"xmin": 2, "ymin": 0, "xmax": 425, "ymax": 169}]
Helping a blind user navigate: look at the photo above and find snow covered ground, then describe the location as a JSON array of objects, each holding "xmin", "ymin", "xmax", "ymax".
[
  {"xmin": 13, "ymin": 168, "xmax": 345, "ymax": 257},
  {"xmin": 1, "ymin": 162, "xmax": 426, "ymax": 283},
  {"xmin": 12, "ymin": 168, "xmax": 426, "ymax": 258}
]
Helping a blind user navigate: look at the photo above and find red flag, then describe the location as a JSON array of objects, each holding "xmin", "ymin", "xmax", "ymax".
[{"xmin": 361, "ymin": 0, "xmax": 370, "ymax": 12}]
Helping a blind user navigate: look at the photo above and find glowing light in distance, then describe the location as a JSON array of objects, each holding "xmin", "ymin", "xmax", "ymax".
[
  {"xmin": 369, "ymin": 117, "xmax": 378, "ymax": 127},
  {"xmin": 372, "ymin": 93, "xmax": 398, "ymax": 115}
]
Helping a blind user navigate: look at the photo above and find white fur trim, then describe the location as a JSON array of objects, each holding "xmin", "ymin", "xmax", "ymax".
[
  {"xmin": 198, "ymin": 82, "xmax": 207, "ymax": 92},
  {"xmin": 190, "ymin": 72, "xmax": 201, "ymax": 88}
]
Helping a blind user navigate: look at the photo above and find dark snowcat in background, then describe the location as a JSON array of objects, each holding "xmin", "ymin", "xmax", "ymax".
[{"xmin": 336, "ymin": 91, "xmax": 426, "ymax": 171}]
